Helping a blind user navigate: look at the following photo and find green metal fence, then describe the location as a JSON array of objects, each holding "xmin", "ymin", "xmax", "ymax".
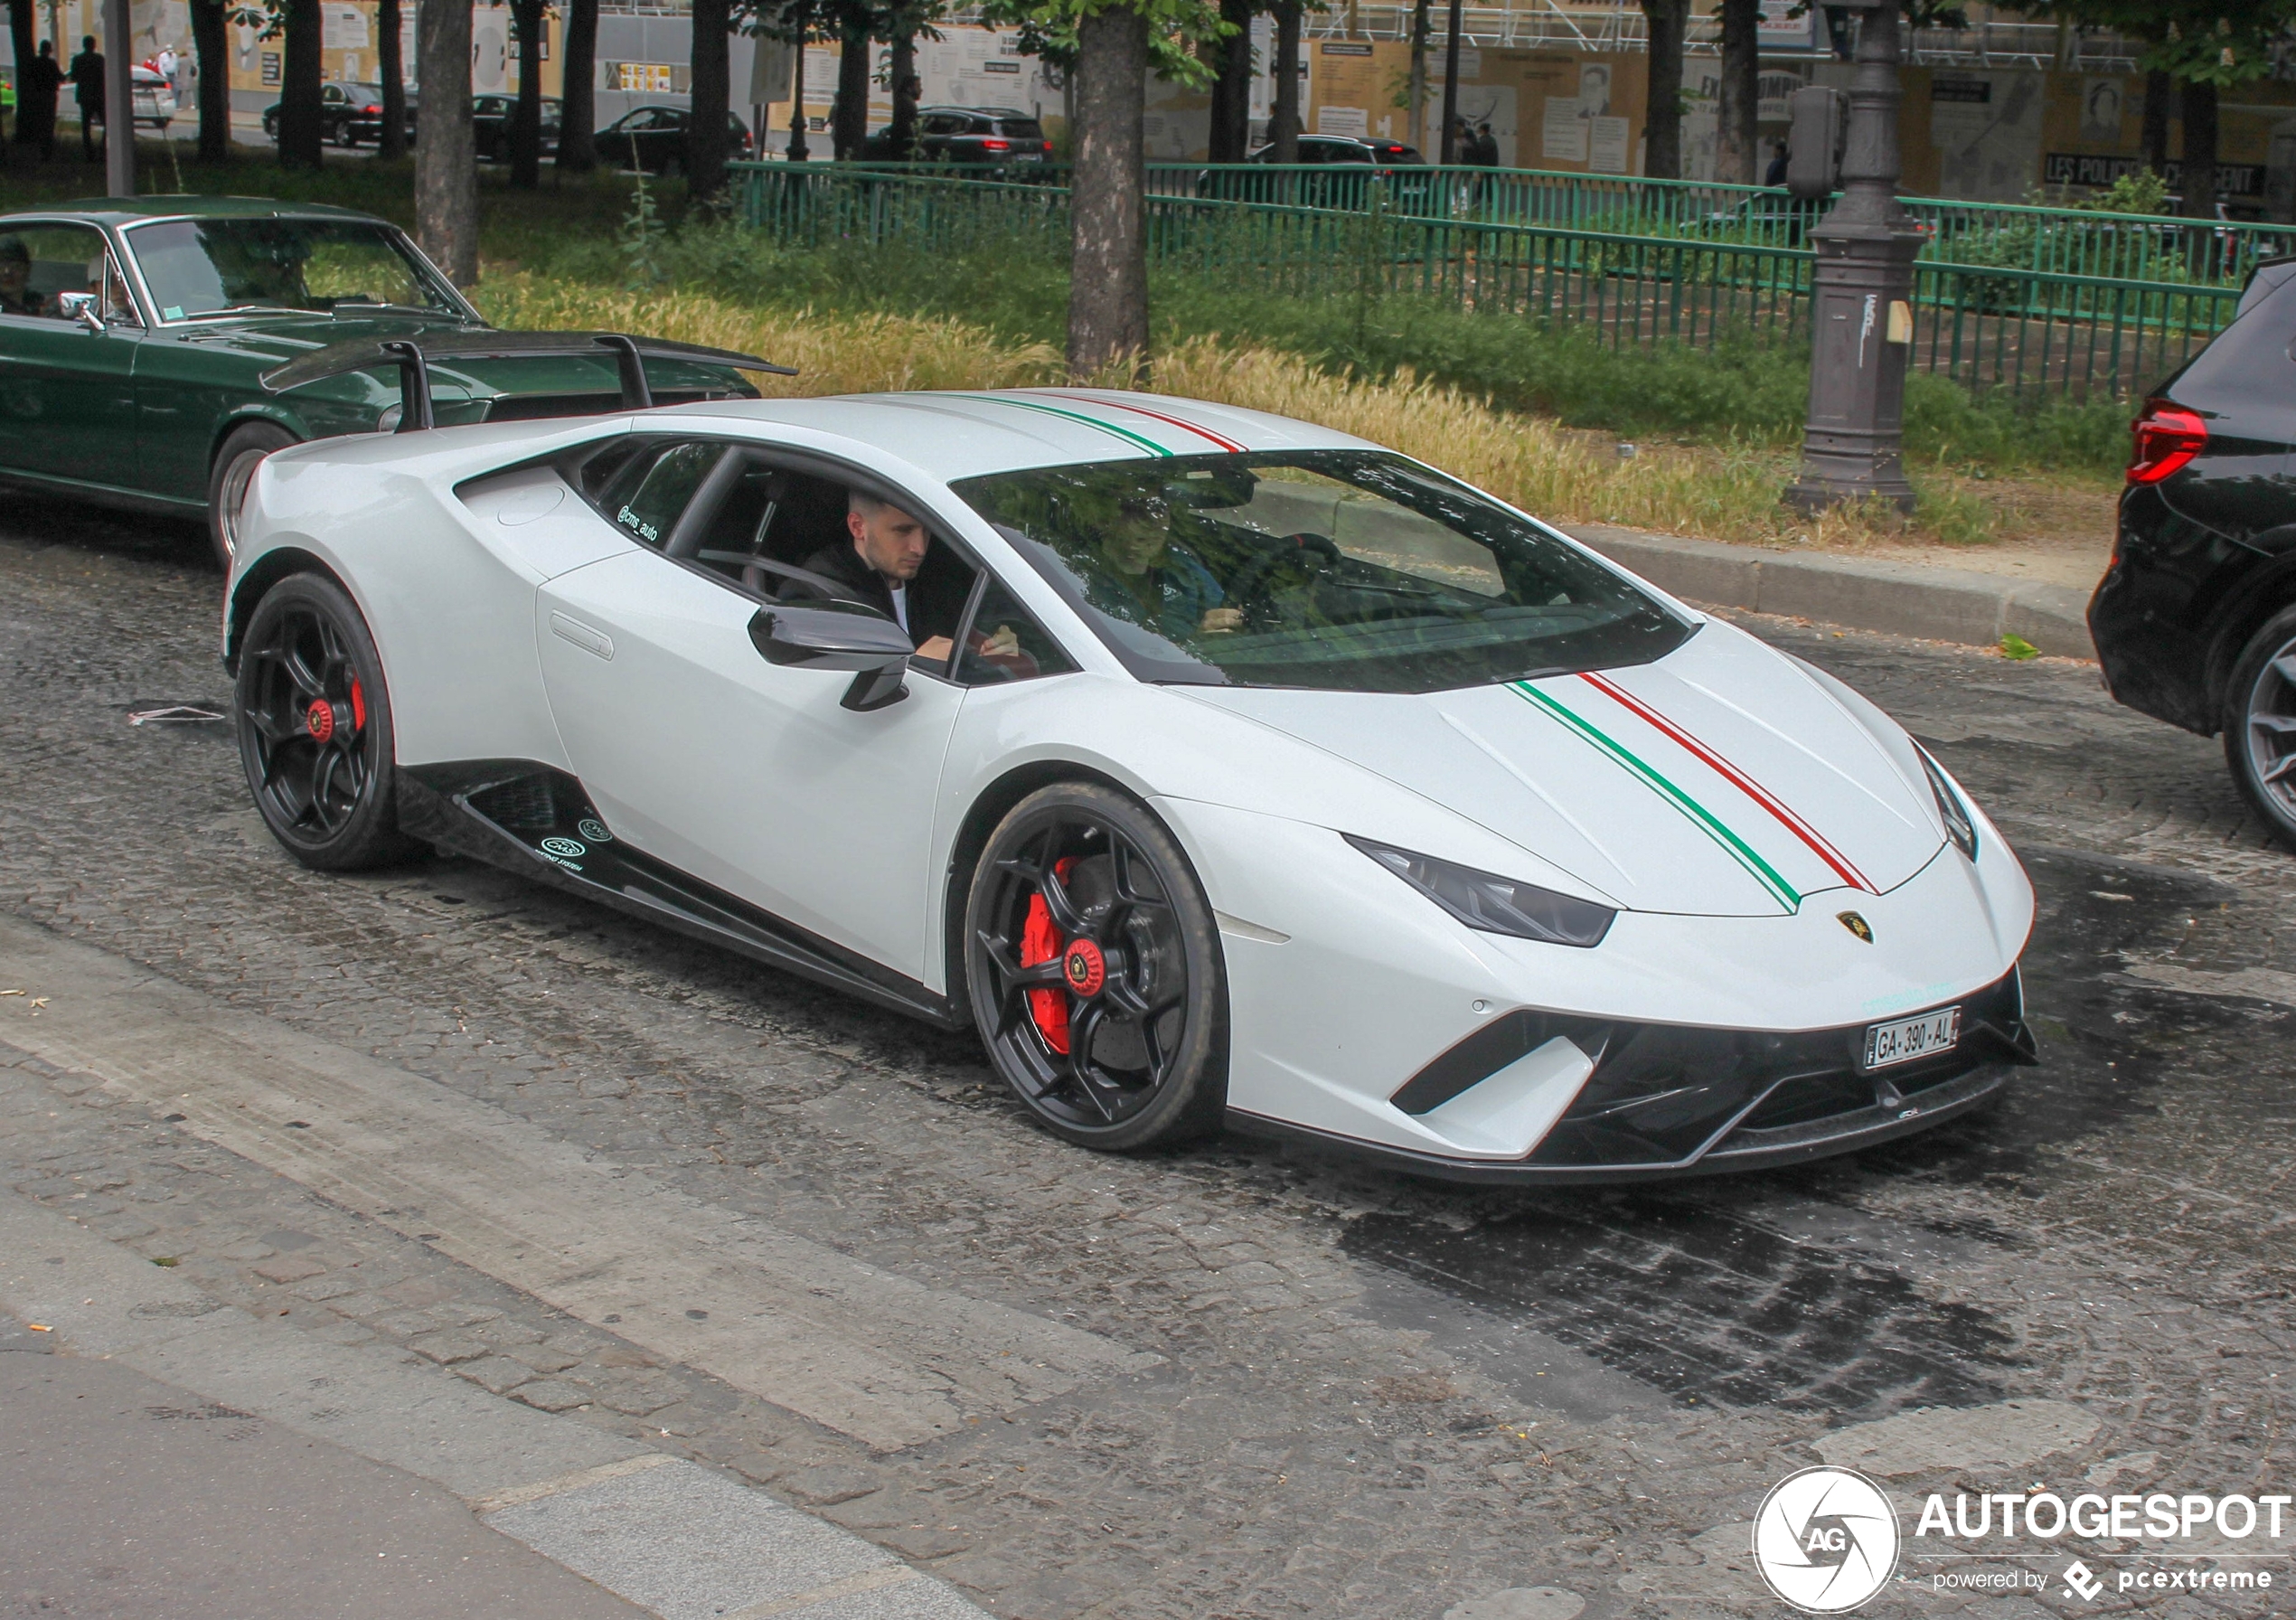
[{"xmin": 731, "ymin": 160, "xmax": 2249, "ymax": 404}]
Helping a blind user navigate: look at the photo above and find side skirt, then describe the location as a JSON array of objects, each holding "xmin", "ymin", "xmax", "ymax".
[{"xmin": 399, "ymin": 760, "xmax": 967, "ymax": 1031}]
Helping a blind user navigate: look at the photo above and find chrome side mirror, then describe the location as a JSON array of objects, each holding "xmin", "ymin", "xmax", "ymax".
[{"xmin": 57, "ymin": 292, "xmax": 104, "ymax": 333}]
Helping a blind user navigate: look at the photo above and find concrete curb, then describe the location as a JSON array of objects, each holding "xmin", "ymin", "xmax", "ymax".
[{"xmin": 1565, "ymin": 524, "xmax": 2099, "ymax": 660}]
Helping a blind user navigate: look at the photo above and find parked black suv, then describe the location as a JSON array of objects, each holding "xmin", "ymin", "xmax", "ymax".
[
  {"xmin": 2089, "ymin": 257, "xmax": 2296, "ymax": 846},
  {"xmin": 474, "ymin": 93, "xmax": 561, "ymax": 160},
  {"xmin": 861, "ymin": 106, "xmax": 1052, "ymax": 165}
]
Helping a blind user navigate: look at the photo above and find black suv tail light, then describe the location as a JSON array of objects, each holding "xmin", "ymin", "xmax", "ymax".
[{"xmin": 2128, "ymin": 403, "xmax": 2207, "ymax": 485}]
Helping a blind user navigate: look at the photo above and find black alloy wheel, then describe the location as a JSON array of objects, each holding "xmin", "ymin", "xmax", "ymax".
[
  {"xmin": 233, "ymin": 573, "xmax": 417, "ymax": 871},
  {"xmin": 2227, "ymin": 605, "xmax": 2296, "ymax": 851},
  {"xmin": 965, "ymin": 783, "xmax": 1228, "ymax": 1151}
]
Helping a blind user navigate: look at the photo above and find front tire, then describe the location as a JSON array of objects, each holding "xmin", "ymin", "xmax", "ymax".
[
  {"xmin": 965, "ymin": 783, "xmax": 1228, "ymax": 1151},
  {"xmin": 2225, "ymin": 606, "xmax": 2296, "ymax": 851},
  {"xmin": 233, "ymin": 573, "xmax": 418, "ymax": 871},
  {"xmin": 208, "ymin": 420, "xmax": 296, "ymax": 571}
]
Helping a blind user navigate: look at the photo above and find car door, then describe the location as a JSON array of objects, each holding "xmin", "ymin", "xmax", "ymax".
[
  {"xmin": 0, "ymin": 221, "xmax": 143, "ymax": 488},
  {"xmin": 535, "ymin": 438, "xmax": 974, "ymax": 982}
]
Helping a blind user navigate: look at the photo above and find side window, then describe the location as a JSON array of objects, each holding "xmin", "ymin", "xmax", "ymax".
[
  {"xmin": 955, "ymin": 577, "xmax": 1077, "ymax": 686},
  {"xmin": 0, "ymin": 224, "xmax": 104, "ymax": 321},
  {"xmin": 598, "ymin": 441, "xmax": 722, "ymax": 549}
]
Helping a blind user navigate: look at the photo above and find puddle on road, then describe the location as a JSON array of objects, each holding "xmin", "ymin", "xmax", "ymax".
[{"xmin": 1340, "ymin": 845, "xmax": 2260, "ymax": 1419}]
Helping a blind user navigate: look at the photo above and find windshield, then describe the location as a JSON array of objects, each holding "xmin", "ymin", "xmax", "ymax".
[
  {"xmin": 123, "ymin": 216, "xmax": 464, "ymax": 321},
  {"xmin": 953, "ymin": 451, "xmax": 1693, "ymax": 692}
]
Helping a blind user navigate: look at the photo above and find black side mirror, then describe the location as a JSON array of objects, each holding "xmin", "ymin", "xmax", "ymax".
[{"xmin": 748, "ymin": 603, "xmax": 914, "ymax": 711}]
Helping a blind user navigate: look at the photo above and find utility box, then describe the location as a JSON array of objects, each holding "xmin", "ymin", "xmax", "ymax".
[{"xmin": 1786, "ymin": 86, "xmax": 1848, "ymax": 201}]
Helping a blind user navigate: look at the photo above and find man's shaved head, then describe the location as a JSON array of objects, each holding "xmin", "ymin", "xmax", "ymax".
[{"xmin": 847, "ymin": 490, "xmax": 930, "ymax": 581}]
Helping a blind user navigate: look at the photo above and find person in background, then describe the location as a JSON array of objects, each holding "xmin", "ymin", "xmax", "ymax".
[
  {"xmin": 68, "ymin": 34, "xmax": 102, "ymax": 160},
  {"xmin": 17, "ymin": 40, "xmax": 62, "ymax": 159},
  {"xmin": 1764, "ymin": 138, "xmax": 1790, "ymax": 188},
  {"xmin": 1471, "ymin": 120, "xmax": 1499, "ymax": 167}
]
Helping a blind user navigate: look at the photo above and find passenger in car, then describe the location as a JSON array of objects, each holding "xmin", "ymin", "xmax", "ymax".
[
  {"xmin": 0, "ymin": 240, "xmax": 44, "ymax": 318},
  {"xmin": 800, "ymin": 491, "xmax": 957, "ymax": 662}
]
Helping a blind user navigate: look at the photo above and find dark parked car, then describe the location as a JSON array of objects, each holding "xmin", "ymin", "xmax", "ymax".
[
  {"xmin": 595, "ymin": 105, "xmax": 754, "ymax": 174},
  {"xmin": 2089, "ymin": 256, "xmax": 2296, "ymax": 847},
  {"xmin": 1196, "ymin": 135, "xmax": 1429, "ymax": 208},
  {"xmin": 474, "ymin": 93, "xmax": 560, "ymax": 161},
  {"xmin": 0, "ymin": 198, "xmax": 760, "ymax": 568},
  {"xmin": 261, "ymin": 81, "xmax": 413, "ymax": 146},
  {"xmin": 860, "ymin": 106, "xmax": 1052, "ymax": 165}
]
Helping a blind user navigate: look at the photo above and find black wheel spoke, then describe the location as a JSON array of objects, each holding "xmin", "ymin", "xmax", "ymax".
[
  {"xmin": 1063, "ymin": 1005, "xmax": 1115, "ymax": 1120},
  {"xmin": 282, "ymin": 646, "xmax": 326, "ymax": 700},
  {"xmin": 975, "ymin": 930, "xmax": 1070, "ymax": 997}
]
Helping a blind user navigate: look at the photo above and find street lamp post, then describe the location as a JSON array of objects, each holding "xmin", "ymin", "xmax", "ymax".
[{"xmin": 1784, "ymin": 0, "xmax": 1919, "ymax": 515}]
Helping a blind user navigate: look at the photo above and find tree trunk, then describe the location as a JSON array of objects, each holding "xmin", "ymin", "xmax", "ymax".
[
  {"xmin": 688, "ymin": 0, "xmax": 730, "ymax": 200},
  {"xmin": 1714, "ymin": 0, "xmax": 1757, "ymax": 183},
  {"xmin": 188, "ymin": 0, "xmax": 230, "ymax": 161},
  {"xmin": 416, "ymin": 0, "xmax": 478, "ymax": 284},
  {"xmin": 888, "ymin": 27, "xmax": 918, "ymax": 157},
  {"xmin": 556, "ymin": 0, "xmax": 596, "ymax": 172},
  {"xmin": 375, "ymin": 0, "xmax": 405, "ymax": 159},
  {"xmin": 278, "ymin": 0, "xmax": 324, "ymax": 169},
  {"xmin": 1639, "ymin": 0, "xmax": 1685, "ymax": 179},
  {"xmin": 1068, "ymin": 5, "xmax": 1147, "ymax": 381},
  {"xmin": 2179, "ymin": 78, "xmax": 2216, "ymax": 220},
  {"xmin": 1407, "ymin": 0, "xmax": 1427, "ymax": 155},
  {"xmin": 2140, "ymin": 68, "xmax": 2169, "ymax": 177},
  {"xmin": 1207, "ymin": 0, "xmax": 1252, "ymax": 163},
  {"xmin": 1269, "ymin": 0, "xmax": 1300, "ymax": 163},
  {"xmin": 509, "ymin": 0, "xmax": 542, "ymax": 187},
  {"xmin": 832, "ymin": 15, "xmax": 868, "ymax": 158}
]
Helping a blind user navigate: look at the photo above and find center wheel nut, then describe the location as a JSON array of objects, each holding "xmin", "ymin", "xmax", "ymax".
[
  {"xmin": 306, "ymin": 699, "xmax": 337, "ymax": 742},
  {"xmin": 1062, "ymin": 937, "xmax": 1106, "ymax": 997}
]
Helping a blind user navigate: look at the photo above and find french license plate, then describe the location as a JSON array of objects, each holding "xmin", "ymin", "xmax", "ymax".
[{"xmin": 1862, "ymin": 1006, "xmax": 1961, "ymax": 1071}]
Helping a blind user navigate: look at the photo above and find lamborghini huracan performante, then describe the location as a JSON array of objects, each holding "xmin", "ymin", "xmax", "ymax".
[{"xmin": 223, "ymin": 386, "xmax": 2037, "ymax": 1182}]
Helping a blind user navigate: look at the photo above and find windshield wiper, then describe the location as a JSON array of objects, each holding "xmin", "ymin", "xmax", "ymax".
[{"xmin": 331, "ymin": 300, "xmax": 461, "ymax": 317}]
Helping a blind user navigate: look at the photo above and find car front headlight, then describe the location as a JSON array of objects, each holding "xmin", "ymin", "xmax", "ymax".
[
  {"xmin": 1916, "ymin": 746, "xmax": 1979, "ymax": 861},
  {"xmin": 1346, "ymin": 835, "xmax": 1614, "ymax": 948}
]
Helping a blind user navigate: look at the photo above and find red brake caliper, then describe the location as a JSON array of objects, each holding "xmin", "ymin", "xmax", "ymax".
[{"xmin": 1020, "ymin": 857, "xmax": 1077, "ymax": 1054}]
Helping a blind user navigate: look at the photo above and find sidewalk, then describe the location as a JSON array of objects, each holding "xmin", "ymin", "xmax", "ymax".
[
  {"xmin": 0, "ymin": 910, "xmax": 1003, "ymax": 1620},
  {"xmin": 0, "ymin": 1191, "xmax": 989, "ymax": 1620},
  {"xmin": 1565, "ymin": 523, "xmax": 2104, "ymax": 660}
]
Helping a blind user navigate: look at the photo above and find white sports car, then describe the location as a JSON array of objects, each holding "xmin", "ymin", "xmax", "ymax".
[{"xmin": 224, "ymin": 363, "xmax": 2037, "ymax": 1182}]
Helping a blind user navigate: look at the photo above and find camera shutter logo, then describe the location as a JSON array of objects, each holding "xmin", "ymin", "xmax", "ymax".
[{"xmin": 1753, "ymin": 1466, "xmax": 1901, "ymax": 1613}]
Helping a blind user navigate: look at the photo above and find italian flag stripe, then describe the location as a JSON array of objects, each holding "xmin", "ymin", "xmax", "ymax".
[
  {"xmin": 1510, "ymin": 680, "xmax": 1802, "ymax": 912},
  {"xmin": 943, "ymin": 393, "xmax": 1172, "ymax": 457}
]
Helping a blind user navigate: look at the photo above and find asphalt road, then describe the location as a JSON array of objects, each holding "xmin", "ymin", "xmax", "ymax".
[{"xmin": 0, "ymin": 495, "xmax": 2291, "ymax": 1620}]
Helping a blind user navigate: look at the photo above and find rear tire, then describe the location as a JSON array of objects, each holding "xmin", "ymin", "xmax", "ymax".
[
  {"xmin": 208, "ymin": 420, "xmax": 296, "ymax": 572},
  {"xmin": 2224, "ymin": 605, "xmax": 2296, "ymax": 851},
  {"xmin": 233, "ymin": 573, "xmax": 419, "ymax": 872},
  {"xmin": 964, "ymin": 782, "xmax": 1228, "ymax": 1152}
]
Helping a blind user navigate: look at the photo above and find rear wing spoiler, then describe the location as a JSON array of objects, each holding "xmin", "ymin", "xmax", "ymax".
[{"xmin": 258, "ymin": 330, "xmax": 796, "ymax": 432}]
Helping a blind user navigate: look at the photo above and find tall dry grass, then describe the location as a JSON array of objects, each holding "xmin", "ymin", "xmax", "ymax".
[{"xmin": 473, "ymin": 273, "xmax": 1983, "ymax": 548}]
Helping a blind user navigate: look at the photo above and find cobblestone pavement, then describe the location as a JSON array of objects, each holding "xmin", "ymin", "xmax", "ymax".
[{"xmin": 1, "ymin": 499, "xmax": 2291, "ymax": 1620}]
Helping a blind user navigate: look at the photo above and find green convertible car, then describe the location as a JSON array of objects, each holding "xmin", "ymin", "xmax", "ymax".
[{"xmin": 0, "ymin": 196, "xmax": 772, "ymax": 567}]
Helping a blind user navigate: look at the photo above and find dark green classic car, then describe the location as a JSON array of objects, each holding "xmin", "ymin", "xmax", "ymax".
[{"xmin": 0, "ymin": 196, "xmax": 764, "ymax": 566}]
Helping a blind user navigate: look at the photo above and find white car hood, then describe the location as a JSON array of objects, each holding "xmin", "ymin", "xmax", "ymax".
[{"xmin": 1182, "ymin": 622, "xmax": 1946, "ymax": 918}]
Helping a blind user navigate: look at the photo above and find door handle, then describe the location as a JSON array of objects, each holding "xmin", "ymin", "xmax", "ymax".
[{"xmin": 550, "ymin": 611, "xmax": 614, "ymax": 661}]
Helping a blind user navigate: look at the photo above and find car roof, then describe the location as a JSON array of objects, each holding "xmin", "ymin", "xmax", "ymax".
[
  {"xmin": 6, "ymin": 195, "xmax": 390, "ymax": 226},
  {"xmin": 921, "ymin": 105, "xmax": 1032, "ymax": 119},
  {"xmin": 653, "ymin": 388, "xmax": 1374, "ymax": 482}
]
